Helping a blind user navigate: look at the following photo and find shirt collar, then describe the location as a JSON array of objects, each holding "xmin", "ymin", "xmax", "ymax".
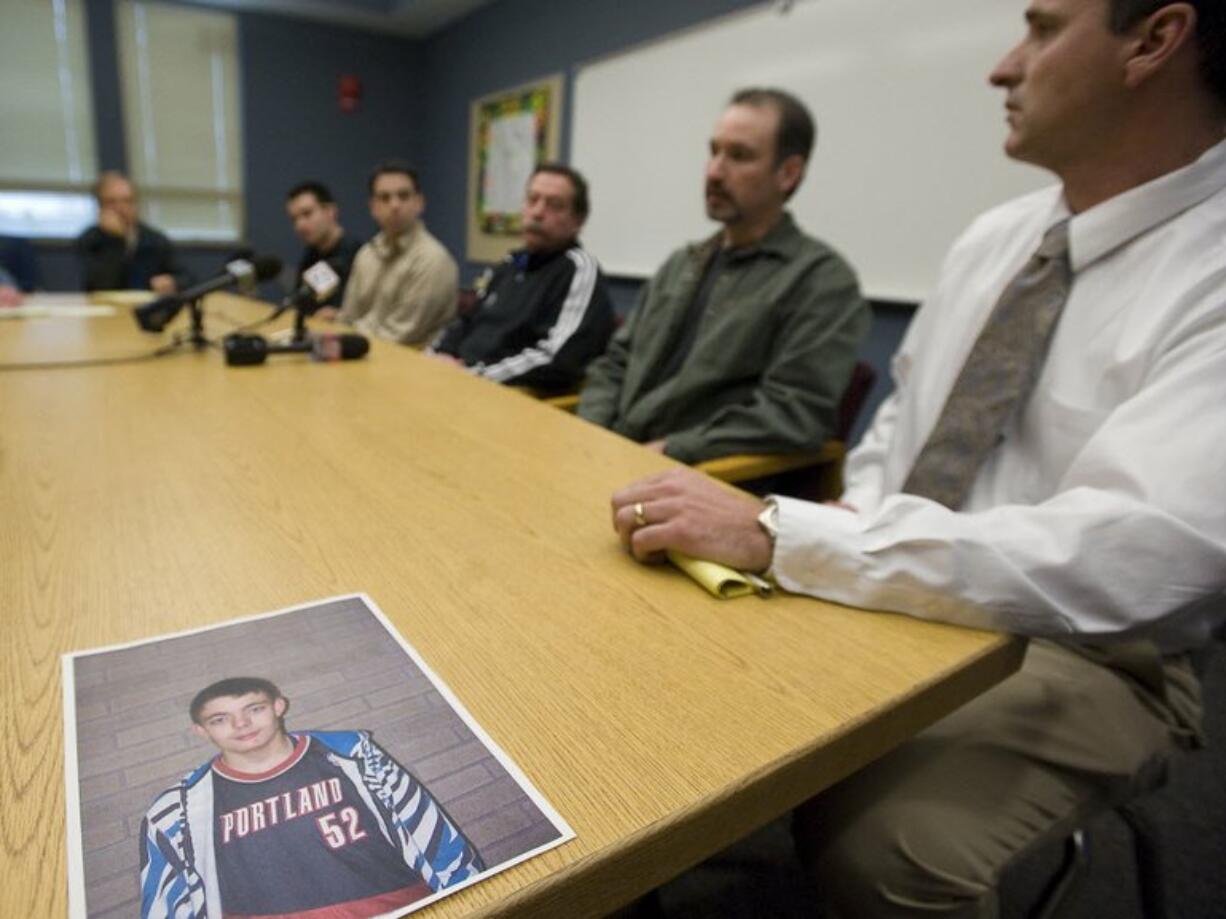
[
  {"xmin": 689, "ymin": 210, "xmax": 801, "ymax": 265},
  {"xmin": 512, "ymin": 240, "xmax": 578, "ymax": 271},
  {"xmin": 314, "ymin": 230, "xmax": 346, "ymax": 258},
  {"xmin": 1062, "ymin": 134, "xmax": 1226, "ymax": 272},
  {"xmin": 372, "ymin": 223, "xmax": 419, "ymax": 258},
  {"xmin": 745, "ymin": 211, "xmax": 801, "ymax": 258}
]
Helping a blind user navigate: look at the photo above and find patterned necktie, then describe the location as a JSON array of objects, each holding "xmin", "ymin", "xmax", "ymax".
[{"xmin": 902, "ymin": 219, "xmax": 1072, "ymax": 509}]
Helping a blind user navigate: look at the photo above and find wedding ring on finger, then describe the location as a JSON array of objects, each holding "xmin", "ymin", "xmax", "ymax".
[{"xmin": 633, "ymin": 502, "xmax": 647, "ymax": 528}]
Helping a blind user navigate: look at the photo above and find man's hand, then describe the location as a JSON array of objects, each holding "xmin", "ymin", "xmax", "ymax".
[
  {"xmin": 610, "ymin": 467, "xmax": 772, "ymax": 572},
  {"xmin": 426, "ymin": 351, "xmax": 464, "ymax": 367},
  {"xmin": 149, "ymin": 274, "xmax": 177, "ymax": 295},
  {"xmin": 314, "ymin": 306, "xmax": 339, "ymax": 322},
  {"xmin": 0, "ymin": 285, "xmax": 22, "ymax": 307},
  {"xmin": 643, "ymin": 439, "xmax": 668, "ymax": 453},
  {"xmin": 97, "ymin": 207, "xmax": 129, "ymax": 238}
]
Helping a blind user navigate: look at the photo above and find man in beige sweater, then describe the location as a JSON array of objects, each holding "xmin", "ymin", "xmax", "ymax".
[{"xmin": 324, "ymin": 161, "xmax": 457, "ymax": 346}]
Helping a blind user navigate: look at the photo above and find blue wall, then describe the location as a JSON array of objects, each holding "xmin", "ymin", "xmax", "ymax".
[{"xmin": 83, "ymin": 0, "xmax": 127, "ymax": 172}]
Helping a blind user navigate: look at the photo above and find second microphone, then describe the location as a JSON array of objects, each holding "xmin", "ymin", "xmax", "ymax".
[{"xmin": 223, "ymin": 332, "xmax": 370, "ymax": 366}]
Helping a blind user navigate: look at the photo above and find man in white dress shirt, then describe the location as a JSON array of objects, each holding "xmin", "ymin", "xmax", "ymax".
[{"xmin": 609, "ymin": 0, "xmax": 1226, "ymax": 914}]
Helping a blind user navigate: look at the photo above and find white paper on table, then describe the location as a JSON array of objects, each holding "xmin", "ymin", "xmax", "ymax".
[{"xmin": 1, "ymin": 297, "xmax": 117, "ymax": 319}]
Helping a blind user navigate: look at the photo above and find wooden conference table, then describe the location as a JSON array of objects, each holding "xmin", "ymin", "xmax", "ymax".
[{"xmin": 0, "ymin": 293, "xmax": 1023, "ymax": 917}]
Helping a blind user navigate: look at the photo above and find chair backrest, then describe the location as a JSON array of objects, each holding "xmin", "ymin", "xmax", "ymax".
[{"xmin": 835, "ymin": 361, "xmax": 877, "ymax": 442}]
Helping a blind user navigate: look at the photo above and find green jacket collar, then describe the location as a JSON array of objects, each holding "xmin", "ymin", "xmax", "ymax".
[{"xmin": 686, "ymin": 211, "xmax": 803, "ymax": 266}]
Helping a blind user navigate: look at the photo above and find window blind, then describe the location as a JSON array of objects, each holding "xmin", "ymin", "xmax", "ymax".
[
  {"xmin": 115, "ymin": 0, "xmax": 244, "ymax": 241},
  {"xmin": 0, "ymin": 0, "xmax": 98, "ymax": 237}
]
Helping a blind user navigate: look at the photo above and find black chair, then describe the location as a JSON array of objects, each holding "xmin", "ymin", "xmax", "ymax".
[{"xmin": 696, "ymin": 360, "xmax": 878, "ymax": 500}]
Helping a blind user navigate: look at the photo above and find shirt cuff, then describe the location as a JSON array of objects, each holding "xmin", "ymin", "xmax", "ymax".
[
  {"xmin": 839, "ymin": 482, "xmax": 884, "ymax": 517},
  {"xmin": 769, "ymin": 495, "xmax": 864, "ymax": 592}
]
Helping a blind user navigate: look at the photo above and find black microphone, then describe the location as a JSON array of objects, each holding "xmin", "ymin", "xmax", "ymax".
[
  {"xmin": 132, "ymin": 293, "xmax": 182, "ymax": 333},
  {"xmin": 134, "ymin": 255, "xmax": 283, "ymax": 333},
  {"xmin": 270, "ymin": 260, "xmax": 341, "ymax": 322},
  {"xmin": 179, "ymin": 254, "xmax": 282, "ymax": 302},
  {"xmin": 223, "ymin": 332, "xmax": 370, "ymax": 366}
]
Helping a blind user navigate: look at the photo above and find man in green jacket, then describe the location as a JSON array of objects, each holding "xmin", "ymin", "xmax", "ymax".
[{"xmin": 577, "ymin": 88, "xmax": 869, "ymax": 464}]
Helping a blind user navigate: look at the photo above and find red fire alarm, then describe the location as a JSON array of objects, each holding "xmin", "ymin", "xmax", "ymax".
[{"xmin": 338, "ymin": 74, "xmax": 362, "ymax": 113}]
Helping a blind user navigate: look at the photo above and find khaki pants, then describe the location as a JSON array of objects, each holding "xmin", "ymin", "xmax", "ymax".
[{"xmin": 793, "ymin": 640, "xmax": 1201, "ymax": 918}]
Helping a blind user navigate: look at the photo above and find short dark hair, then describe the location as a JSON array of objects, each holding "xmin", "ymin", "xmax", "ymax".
[
  {"xmin": 368, "ymin": 159, "xmax": 419, "ymax": 196},
  {"xmin": 530, "ymin": 162, "xmax": 590, "ymax": 220},
  {"xmin": 1107, "ymin": 0, "xmax": 1226, "ymax": 105},
  {"xmin": 190, "ymin": 677, "xmax": 284, "ymax": 724},
  {"xmin": 729, "ymin": 87, "xmax": 816, "ymax": 166},
  {"xmin": 286, "ymin": 181, "xmax": 334, "ymax": 205}
]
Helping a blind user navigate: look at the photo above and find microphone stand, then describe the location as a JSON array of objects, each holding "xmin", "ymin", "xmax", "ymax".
[
  {"xmin": 187, "ymin": 296, "xmax": 209, "ymax": 350},
  {"xmin": 292, "ymin": 302, "xmax": 311, "ymax": 344},
  {"xmin": 150, "ymin": 295, "xmax": 213, "ymax": 354}
]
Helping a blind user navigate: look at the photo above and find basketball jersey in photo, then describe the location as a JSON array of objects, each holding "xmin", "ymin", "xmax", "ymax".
[{"xmin": 210, "ymin": 735, "xmax": 430, "ymax": 918}]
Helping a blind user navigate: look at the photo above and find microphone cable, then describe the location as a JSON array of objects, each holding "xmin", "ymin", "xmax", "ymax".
[
  {"xmin": 1, "ymin": 301, "xmax": 298, "ymax": 370},
  {"xmin": 213, "ymin": 303, "xmax": 284, "ymax": 336}
]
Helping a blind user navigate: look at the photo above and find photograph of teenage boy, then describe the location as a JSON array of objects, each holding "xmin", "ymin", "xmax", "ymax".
[{"xmin": 139, "ymin": 677, "xmax": 483, "ymax": 919}]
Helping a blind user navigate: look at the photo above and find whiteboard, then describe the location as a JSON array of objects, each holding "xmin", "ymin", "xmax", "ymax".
[{"xmin": 571, "ymin": 0, "xmax": 1051, "ymax": 302}]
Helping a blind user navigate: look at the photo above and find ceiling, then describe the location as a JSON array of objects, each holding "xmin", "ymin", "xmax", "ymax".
[{"xmin": 181, "ymin": 0, "xmax": 500, "ymax": 38}]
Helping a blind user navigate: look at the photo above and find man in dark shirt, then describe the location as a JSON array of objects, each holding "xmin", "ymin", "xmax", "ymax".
[
  {"xmin": 428, "ymin": 163, "xmax": 614, "ymax": 392},
  {"xmin": 286, "ymin": 181, "xmax": 363, "ymax": 311},
  {"xmin": 76, "ymin": 172, "xmax": 191, "ymax": 293}
]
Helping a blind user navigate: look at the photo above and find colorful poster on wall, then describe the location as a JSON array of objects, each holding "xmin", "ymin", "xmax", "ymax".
[
  {"xmin": 467, "ymin": 75, "xmax": 563, "ymax": 264},
  {"xmin": 477, "ymin": 89, "xmax": 552, "ymax": 235}
]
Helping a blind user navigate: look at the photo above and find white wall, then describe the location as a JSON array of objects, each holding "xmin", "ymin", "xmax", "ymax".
[{"xmin": 572, "ymin": 0, "xmax": 1050, "ymax": 302}]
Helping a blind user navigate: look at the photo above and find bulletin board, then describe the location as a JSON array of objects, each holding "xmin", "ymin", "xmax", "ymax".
[{"xmin": 466, "ymin": 74, "xmax": 564, "ymax": 264}]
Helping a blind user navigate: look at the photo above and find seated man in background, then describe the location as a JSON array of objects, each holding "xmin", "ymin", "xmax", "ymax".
[
  {"xmin": 286, "ymin": 181, "xmax": 362, "ymax": 312},
  {"xmin": 611, "ymin": 0, "xmax": 1226, "ymax": 914},
  {"xmin": 0, "ymin": 234, "xmax": 40, "ymax": 303},
  {"xmin": 76, "ymin": 172, "xmax": 191, "ymax": 294},
  {"xmin": 0, "ymin": 263, "xmax": 21, "ymax": 307},
  {"xmin": 577, "ymin": 87, "xmax": 869, "ymax": 464},
  {"xmin": 334, "ymin": 161, "xmax": 457, "ymax": 346},
  {"xmin": 428, "ymin": 163, "xmax": 614, "ymax": 392}
]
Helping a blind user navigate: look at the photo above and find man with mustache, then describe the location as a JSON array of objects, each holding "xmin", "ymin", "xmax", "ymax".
[
  {"xmin": 428, "ymin": 163, "xmax": 614, "ymax": 391},
  {"xmin": 576, "ymin": 88, "xmax": 869, "ymax": 464}
]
